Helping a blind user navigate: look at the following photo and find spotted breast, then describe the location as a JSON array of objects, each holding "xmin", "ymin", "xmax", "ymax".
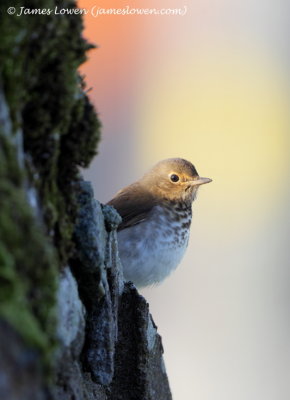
[{"xmin": 117, "ymin": 201, "xmax": 192, "ymax": 287}]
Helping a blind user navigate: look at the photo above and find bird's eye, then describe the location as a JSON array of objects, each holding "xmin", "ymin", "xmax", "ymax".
[{"xmin": 170, "ymin": 174, "xmax": 180, "ymax": 182}]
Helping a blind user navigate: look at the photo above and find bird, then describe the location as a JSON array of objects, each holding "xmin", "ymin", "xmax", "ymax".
[{"xmin": 107, "ymin": 158, "xmax": 212, "ymax": 288}]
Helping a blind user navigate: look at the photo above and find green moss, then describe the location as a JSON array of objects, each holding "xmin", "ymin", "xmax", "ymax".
[
  {"xmin": 0, "ymin": 0, "xmax": 100, "ymax": 264},
  {"xmin": 0, "ymin": 245, "xmax": 50, "ymax": 351},
  {"xmin": 0, "ymin": 0, "xmax": 101, "ymax": 368},
  {"xmin": 0, "ymin": 135, "xmax": 57, "ymax": 358},
  {"xmin": 19, "ymin": 1, "xmax": 100, "ymax": 263}
]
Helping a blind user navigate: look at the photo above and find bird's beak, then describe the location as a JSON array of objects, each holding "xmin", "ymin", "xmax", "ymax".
[{"xmin": 188, "ymin": 177, "xmax": 212, "ymax": 186}]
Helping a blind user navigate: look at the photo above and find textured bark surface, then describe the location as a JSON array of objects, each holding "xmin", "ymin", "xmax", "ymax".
[{"xmin": 0, "ymin": 2, "xmax": 172, "ymax": 399}]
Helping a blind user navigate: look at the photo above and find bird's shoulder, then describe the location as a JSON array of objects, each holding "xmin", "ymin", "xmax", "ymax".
[{"xmin": 107, "ymin": 182, "xmax": 157, "ymax": 231}]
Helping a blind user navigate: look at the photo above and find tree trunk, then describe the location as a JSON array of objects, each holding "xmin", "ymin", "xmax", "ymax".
[{"xmin": 0, "ymin": 2, "xmax": 172, "ymax": 399}]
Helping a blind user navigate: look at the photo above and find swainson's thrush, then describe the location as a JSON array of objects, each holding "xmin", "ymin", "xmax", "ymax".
[{"xmin": 107, "ymin": 158, "xmax": 211, "ymax": 288}]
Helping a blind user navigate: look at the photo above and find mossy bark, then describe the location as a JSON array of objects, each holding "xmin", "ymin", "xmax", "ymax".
[
  {"xmin": 0, "ymin": 2, "xmax": 172, "ymax": 399},
  {"xmin": 0, "ymin": 0, "xmax": 100, "ymax": 389}
]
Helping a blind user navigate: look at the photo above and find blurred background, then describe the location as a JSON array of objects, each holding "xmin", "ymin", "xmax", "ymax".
[{"xmin": 78, "ymin": 0, "xmax": 290, "ymax": 399}]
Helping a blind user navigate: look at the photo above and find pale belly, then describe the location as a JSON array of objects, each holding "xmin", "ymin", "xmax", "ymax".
[{"xmin": 117, "ymin": 208, "xmax": 191, "ymax": 287}]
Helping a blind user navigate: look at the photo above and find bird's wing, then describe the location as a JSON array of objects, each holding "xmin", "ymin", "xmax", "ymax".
[{"xmin": 107, "ymin": 183, "xmax": 156, "ymax": 231}]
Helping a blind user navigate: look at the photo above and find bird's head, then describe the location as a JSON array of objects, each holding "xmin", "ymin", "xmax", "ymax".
[{"xmin": 140, "ymin": 158, "xmax": 212, "ymax": 204}]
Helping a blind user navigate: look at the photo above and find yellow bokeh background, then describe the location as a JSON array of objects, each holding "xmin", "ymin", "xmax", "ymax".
[{"xmin": 138, "ymin": 47, "xmax": 289, "ymax": 226}]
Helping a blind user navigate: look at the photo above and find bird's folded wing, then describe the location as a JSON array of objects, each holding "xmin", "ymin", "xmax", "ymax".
[{"xmin": 107, "ymin": 183, "xmax": 156, "ymax": 231}]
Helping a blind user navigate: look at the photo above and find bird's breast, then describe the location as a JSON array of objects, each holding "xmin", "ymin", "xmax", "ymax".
[{"xmin": 117, "ymin": 203, "xmax": 192, "ymax": 287}]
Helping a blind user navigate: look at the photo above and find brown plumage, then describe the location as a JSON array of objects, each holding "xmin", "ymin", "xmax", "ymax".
[
  {"xmin": 107, "ymin": 182, "xmax": 157, "ymax": 231},
  {"xmin": 107, "ymin": 158, "xmax": 211, "ymax": 287}
]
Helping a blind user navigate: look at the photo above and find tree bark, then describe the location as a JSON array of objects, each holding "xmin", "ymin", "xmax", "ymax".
[{"xmin": 0, "ymin": 2, "xmax": 172, "ymax": 399}]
